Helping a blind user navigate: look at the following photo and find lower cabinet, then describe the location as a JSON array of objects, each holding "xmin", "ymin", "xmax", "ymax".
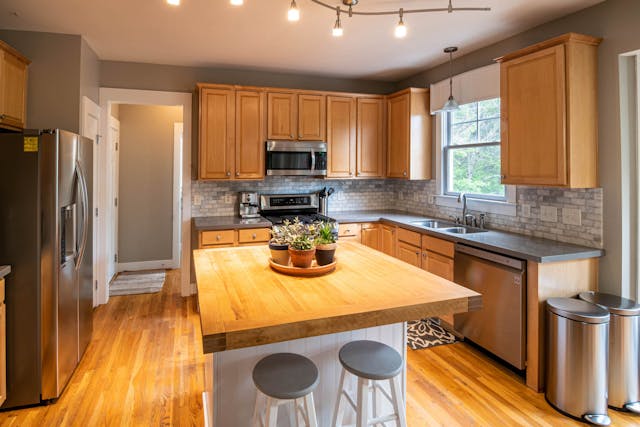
[
  {"xmin": 338, "ymin": 223, "xmax": 362, "ymax": 243},
  {"xmin": 360, "ymin": 223, "xmax": 381, "ymax": 251},
  {"xmin": 0, "ymin": 278, "xmax": 5, "ymax": 407},
  {"xmin": 198, "ymin": 228, "xmax": 271, "ymax": 249},
  {"xmin": 397, "ymin": 241, "xmax": 421, "ymax": 267},
  {"xmin": 380, "ymin": 225, "xmax": 397, "ymax": 257},
  {"xmin": 421, "ymin": 234, "xmax": 455, "ymax": 325}
]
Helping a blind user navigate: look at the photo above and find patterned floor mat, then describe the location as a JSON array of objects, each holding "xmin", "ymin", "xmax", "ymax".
[{"xmin": 407, "ymin": 318, "xmax": 458, "ymax": 350}]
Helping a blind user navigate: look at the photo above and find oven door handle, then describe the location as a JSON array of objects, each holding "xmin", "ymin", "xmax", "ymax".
[{"xmin": 310, "ymin": 150, "xmax": 316, "ymax": 171}]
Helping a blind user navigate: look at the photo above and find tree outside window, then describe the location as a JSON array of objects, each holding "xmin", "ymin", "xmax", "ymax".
[{"xmin": 443, "ymin": 98, "xmax": 505, "ymax": 200}]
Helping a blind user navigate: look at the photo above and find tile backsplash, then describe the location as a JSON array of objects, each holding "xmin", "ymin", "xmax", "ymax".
[{"xmin": 192, "ymin": 177, "xmax": 603, "ymax": 248}]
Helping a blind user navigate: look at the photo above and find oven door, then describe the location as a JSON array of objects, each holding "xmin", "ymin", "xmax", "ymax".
[{"xmin": 266, "ymin": 141, "xmax": 327, "ymax": 176}]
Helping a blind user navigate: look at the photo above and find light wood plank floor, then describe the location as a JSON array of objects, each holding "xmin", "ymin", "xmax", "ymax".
[{"xmin": 1, "ymin": 269, "xmax": 638, "ymax": 426}]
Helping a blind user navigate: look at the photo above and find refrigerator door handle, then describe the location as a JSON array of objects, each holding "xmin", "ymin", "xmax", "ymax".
[{"xmin": 75, "ymin": 160, "xmax": 89, "ymax": 271}]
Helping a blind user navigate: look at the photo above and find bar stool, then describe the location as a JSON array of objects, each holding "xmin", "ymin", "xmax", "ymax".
[
  {"xmin": 332, "ymin": 340, "xmax": 407, "ymax": 427},
  {"xmin": 252, "ymin": 353, "xmax": 319, "ymax": 427}
]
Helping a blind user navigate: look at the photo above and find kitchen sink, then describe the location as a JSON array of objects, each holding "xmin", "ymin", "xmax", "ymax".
[
  {"xmin": 410, "ymin": 220, "xmax": 457, "ymax": 229},
  {"xmin": 440, "ymin": 226, "xmax": 488, "ymax": 234}
]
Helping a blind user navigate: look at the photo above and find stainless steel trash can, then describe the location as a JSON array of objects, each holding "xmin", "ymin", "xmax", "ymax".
[
  {"xmin": 579, "ymin": 291, "xmax": 640, "ymax": 413},
  {"xmin": 546, "ymin": 298, "xmax": 611, "ymax": 426}
]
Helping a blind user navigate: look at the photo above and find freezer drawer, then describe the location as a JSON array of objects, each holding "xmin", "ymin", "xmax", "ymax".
[{"xmin": 454, "ymin": 245, "xmax": 526, "ymax": 370}]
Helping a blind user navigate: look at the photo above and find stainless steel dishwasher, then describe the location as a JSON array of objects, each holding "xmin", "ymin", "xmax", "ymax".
[{"xmin": 454, "ymin": 244, "xmax": 526, "ymax": 370}]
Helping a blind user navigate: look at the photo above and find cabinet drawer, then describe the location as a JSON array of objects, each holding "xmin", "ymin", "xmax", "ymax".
[
  {"xmin": 422, "ymin": 251, "xmax": 454, "ymax": 281},
  {"xmin": 397, "ymin": 227, "xmax": 421, "ymax": 246},
  {"xmin": 238, "ymin": 228, "xmax": 271, "ymax": 244},
  {"xmin": 397, "ymin": 242, "xmax": 421, "ymax": 267},
  {"xmin": 339, "ymin": 223, "xmax": 361, "ymax": 237},
  {"xmin": 422, "ymin": 235, "xmax": 454, "ymax": 258},
  {"xmin": 201, "ymin": 230, "xmax": 235, "ymax": 246}
]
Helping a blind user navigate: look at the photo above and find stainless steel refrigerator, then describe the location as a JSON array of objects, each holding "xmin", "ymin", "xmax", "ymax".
[{"xmin": 0, "ymin": 129, "xmax": 93, "ymax": 408}]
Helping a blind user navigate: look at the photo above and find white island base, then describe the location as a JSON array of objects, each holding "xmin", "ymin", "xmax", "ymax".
[{"xmin": 203, "ymin": 323, "xmax": 407, "ymax": 426}]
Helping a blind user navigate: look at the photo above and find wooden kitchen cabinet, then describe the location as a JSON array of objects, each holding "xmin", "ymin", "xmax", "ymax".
[
  {"xmin": 386, "ymin": 88, "xmax": 431, "ymax": 180},
  {"xmin": 198, "ymin": 86, "xmax": 235, "ymax": 180},
  {"xmin": 327, "ymin": 96, "xmax": 356, "ymax": 178},
  {"xmin": 397, "ymin": 241, "xmax": 421, "ymax": 267},
  {"xmin": 497, "ymin": 33, "xmax": 601, "ymax": 188},
  {"xmin": 267, "ymin": 92, "xmax": 297, "ymax": 140},
  {"xmin": 361, "ymin": 223, "xmax": 381, "ymax": 251},
  {"xmin": 356, "ymin": 98, "xmax": 385, "ymax": 177},
  {"xmin": 298, "ymin": 94, "xmax": 325, "ymax": 140},
  {"xmin": 338, "ymin": 223, "xmax": 361, "ymax": 243},
  {"xmin": 198, "ymin": 85, "xmax": 265, "ymax": 180},
  {"xmin": 0, "ymin": 278, "xmax": 5, "ymax": 407},
  {"xmin": 380, "ymin": 224, "xmax": 397, "ymax": 257},
  {"xmin": 421, "ymin": 235, "xmax": 455, "ymax": 325},
  {"xmin": 0, "ymin": 41, "xmax": 30, "ymax": 131},
  {"xmin": 198, "ymin": 228, "xmax": 271, "ymax": 248}
]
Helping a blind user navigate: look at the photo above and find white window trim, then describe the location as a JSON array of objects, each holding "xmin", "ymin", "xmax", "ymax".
[{"xmin": 434, "ymin": 113, "xmax": 516, "ymax": 216}]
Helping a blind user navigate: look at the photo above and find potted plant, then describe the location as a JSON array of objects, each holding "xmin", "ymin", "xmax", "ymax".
[
  {"xmin": 288, "ymin": 234, "xmax": 316, "ymax": 268},
  {"xmin": 315, "ymin": 222, "xmax": 337, "ymax": 266},
  {"xmin": 269, "ymin": 225, "xmax": 290, "ymax": 265}
]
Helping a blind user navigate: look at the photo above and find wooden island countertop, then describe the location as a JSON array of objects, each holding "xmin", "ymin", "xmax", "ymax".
[{"xmin": 194, "ymin": 241, "xmax": 481, "ymax": 353}]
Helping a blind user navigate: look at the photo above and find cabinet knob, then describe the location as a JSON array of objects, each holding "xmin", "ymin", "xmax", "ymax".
[
  {"xmin": 501, "ymin": 175, "xmax": 506, "ymax": 179},
  {"xmin": 252, "ymin": 233, "xmax": 257, "ymax": 239},
  {"xmin": 349, "ymin": 172, "xmax": 353, "ymax": 177},
  {"xmin": 0, "ymin": 114, "xmax": 5, "ymax": 120},
  {"xmin": 216, "ymin": 235, "xmax": 221, "ymax": 241},
  {"xmin": 422, "ymin": 253, "xmax": 426, "ymax": 259},
  {"xmin": 236, "ymin": 172, "xmax": 240, "ymax": 176},
  {"xmin": 403, "ymin": 171, "xmax": 407, "ymax": 176},
  {"xmin": 226, "ymin": 171, "xmax": 231, "ymax": 177},
  {"xmin": 290, "ymin": 134, "xmax": 294, "ymax": 138}
]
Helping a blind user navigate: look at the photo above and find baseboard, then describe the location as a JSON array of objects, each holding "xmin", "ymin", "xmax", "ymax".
[{"xmin": 117, "ymin": 259, "xmax": 177, "ymax": 272}]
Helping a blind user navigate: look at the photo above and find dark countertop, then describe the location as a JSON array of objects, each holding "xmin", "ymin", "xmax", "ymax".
[
  {"xmin": 193, "ymin": 216, "xmax": 272, "ymax": 231},
  {"xmin": 330, "ymin": 210, "xmax": 604, "ymax": 263},
  {"xmin": 0, "ymin": 265, "xmax": 10, "ymax": 279}
]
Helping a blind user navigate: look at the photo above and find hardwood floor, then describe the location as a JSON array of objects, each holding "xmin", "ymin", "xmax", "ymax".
[
  {"xmin": 0, "ymin": 270, "xmax": 205, "ymax": 426},
  {"xmin": 0, "ymin": 269, "xmax": 638, "ymax": 426}
]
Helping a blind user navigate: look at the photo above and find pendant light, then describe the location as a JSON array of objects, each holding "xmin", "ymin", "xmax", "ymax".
[
  {"xmin": 332, "ymin": 7, "xmax": 343, "ymax": 37},
  {"xmin": 440, "ymin": 46, "xmax": 459, "ymax": 112},
  {"xmin": 288, "ymin": 0, "xmax": 300, "ymax": 21},
  {"xmin": 394, "ymin": 8, "xmax": 407, "ymax": 38}
]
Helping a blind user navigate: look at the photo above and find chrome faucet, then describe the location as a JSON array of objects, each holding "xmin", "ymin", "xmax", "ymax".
[{"xmin": 458, "ymin": 192, "xmax": 468, "ymax": 223}]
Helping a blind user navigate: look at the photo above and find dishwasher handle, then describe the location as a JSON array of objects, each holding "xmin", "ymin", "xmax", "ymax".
[{"xmin": 455, "ymin": 244, "xmax": 525, "ymax": 271}]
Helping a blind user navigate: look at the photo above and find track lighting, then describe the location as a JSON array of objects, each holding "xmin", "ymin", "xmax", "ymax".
[
  {"xmin": 394, "ymin": 8, "xmax": 407, "ymax": 38},
  {"xmin": 332, "ymin": 7, "xmax": 343, "ymax": 37},
  {"xmin": 288, "ymin": 0, "xmax": 300, "ymax": 21},
  {"xmin": 230, "ymin": 0, "xmax": 243, "ymax": 5}
]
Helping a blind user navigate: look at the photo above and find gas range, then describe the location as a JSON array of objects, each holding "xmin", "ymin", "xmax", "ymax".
[{"xmin": 259, "ymin": 193, "xmax": 338, "ymax": 227}]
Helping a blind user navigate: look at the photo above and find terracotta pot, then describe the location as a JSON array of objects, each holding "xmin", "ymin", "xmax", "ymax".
[
  {"xmin": 315, "ymin": 242, "xmax": 337, "ymax": 266},
  {"xmin": 288, "ymin": 247, "xmax": 316, "ymax": 268},
  {"xmin": 269, "ymin": 242, "xmax": 290, "ymax": 265}
]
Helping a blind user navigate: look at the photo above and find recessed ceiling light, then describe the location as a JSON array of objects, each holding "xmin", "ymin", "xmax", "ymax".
[
  {"xmin": 167, "ymin": 0, "xmax": 180, "ymax": 6},
  {"xmin": 230, "ymin": 0, "xmax": 244, "ymax": 5}
]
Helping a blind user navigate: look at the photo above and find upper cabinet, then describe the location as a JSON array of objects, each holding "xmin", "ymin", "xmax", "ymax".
[
  {"xmin": 356, "ymin": 97, "xmax": 385, "ymax": 178},
  {"xmin": 198, "ymin": 84, "xmax": 265, "ymax": 180},
  {"xmin": 496, "ymin": 33, "xmax": 601, "ymax": 188},
  {"xmin": 0, "ymin": 41, "xmax": 30, "ymax": 131},
  {"xmin": 386, "ymin": 88, "xmax": 431, "ymax": 180},
  {"xmin": 267, "ymin": 92, "xmax": 325, "ymax": 141}
]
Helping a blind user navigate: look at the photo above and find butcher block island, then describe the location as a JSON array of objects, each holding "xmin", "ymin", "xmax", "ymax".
[{"xmin": 193, "ymin": 241, "xmax": 481, "ymax": 426}]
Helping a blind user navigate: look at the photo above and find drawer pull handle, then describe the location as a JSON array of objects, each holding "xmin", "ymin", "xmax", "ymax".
[
  {"xmin": 216, "ymin": 235, "xmax": 221, "ymax": 241},
  {"xmin": 252, "ymin": 233, "xmax": 257, "ymax": 239},
  {"xmin": 226, "ymin": 171, "xmax": 231, "ymax": 177}
]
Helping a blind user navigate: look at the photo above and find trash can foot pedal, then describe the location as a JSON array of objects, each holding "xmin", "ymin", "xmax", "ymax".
[
  {"xmin": 583, "ymin": 414, "xmax": 611, "ymax": 426},
  {"xmin": 624, "ymin": 402, "xmax": 640, "ymax": 414}
]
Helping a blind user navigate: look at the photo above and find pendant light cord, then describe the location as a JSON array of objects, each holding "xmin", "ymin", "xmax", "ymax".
[{"xmin": 308, "ymin": 0, "xmax": 489, "ymax": 16}]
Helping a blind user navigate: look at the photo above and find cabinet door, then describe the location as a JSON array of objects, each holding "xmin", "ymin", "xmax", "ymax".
[
  {"xmin": 0, "ymin": 279, "xmax": 4, "ymax": 407},
  {"xmin": 199, "ymin": 88, "xmax": 235, "ymax": 179},
  {"xmin": 501, "ymin": 45, "xmax": 566, "ymax": 186},
  {"xmin": 422, "ymin": 251, "xmax": 454, "ymax": 281},
  {"xmin": 356, "ymin": 98, "xmax": 384, "ymax": 177},
  {"xmin": 380, "ymin": 225, "xmax": 396, "ymax": 257},
  {"xmin": 0, "ymin": 50, "xmax": 28, "ymax": 130},
  {"xmin": 267, "ymin": 92, "xmax": 297, "ymax": 140},
  {"xmin": 298, "ymin": 94, "xmax": 325, "ymax": 141},
  {"xmin": 387, "ymin": 93, "xmax": 409, "ymax": 178},
  {"xmin": 397, "ymin": 242, "xmax": 421, "ymax": 267},
  {"xmin": 327, "ymin": 96, "xmax": 356, "ymax": 178},
  {"xmin": 235, "ymin": 90, "xmax": 265, "ymax": 179},
  {"xmin": 361, "ymin": 225, "xmax": 381, "ymax": 251}
]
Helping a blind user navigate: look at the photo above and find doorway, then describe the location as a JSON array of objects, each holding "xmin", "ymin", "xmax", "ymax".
[{"xmin": 98, "ymin": 89, "xmax": 192, "ymax": 304}]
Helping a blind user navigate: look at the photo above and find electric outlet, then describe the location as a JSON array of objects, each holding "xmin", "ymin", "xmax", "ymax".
[
  {"xmin": 521, "ymin": 204, "xmax": 531, "ymax": 218},
  {"xmin": 562, "ymin": 208, "xmax": 582, "ymax": 226},
  {"xmin": 428, "ymin": 194, "xmax": 435, "ymax": 204},
  {"xmin": 224, "ymin": 194, "xmax": 232, "ymax": 204},
  {"xmin": 540, "ymin": 205, "xmax": 558, "ymax": 222},
  {"xmin": 193, "ymin": 195, "xmax": 203, "ymax": 205}
]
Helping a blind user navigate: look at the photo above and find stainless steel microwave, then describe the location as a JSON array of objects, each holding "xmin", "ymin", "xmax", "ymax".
[{"xmin": 265, "ymin": 140, "xmax": 327, "ymax": 176}]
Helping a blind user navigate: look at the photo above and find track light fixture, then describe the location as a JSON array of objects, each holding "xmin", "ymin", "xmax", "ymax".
[
  {"xmin": 230, "ymin": 0, "xmax": 244, "ymax": 5},
  {"xmin": 332, "ymin": 7, "xmax": 343, "ymax": 37},
  {"xmin": 394, "ymin": 8, "xmax": 407, "ymax": 38},
  {"xmin": 288, "ymin": 0, "xmax": 300, "ymax": 21}
]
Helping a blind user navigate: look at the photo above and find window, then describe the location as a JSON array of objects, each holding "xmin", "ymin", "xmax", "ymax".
[{"xmin": 443, "ymin": 98, "xmax": 505, "ymax": 200}]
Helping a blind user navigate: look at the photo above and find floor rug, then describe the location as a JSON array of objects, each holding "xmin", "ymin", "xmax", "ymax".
[
  {"xmin": 407, "ymin": 318, "xmax": 458, "ymax": 350},
  {"xmin": 109, "ymin": 271, "xmax": 166, "ymax": 296}
]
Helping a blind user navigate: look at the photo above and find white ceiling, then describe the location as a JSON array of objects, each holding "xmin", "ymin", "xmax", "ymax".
[{"xmin": 0, "ymin": 0, "xmax": 603, "ymax": 81}]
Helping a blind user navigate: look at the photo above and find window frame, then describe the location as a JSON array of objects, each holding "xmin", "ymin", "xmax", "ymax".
[{"xmin": 442, "ymin": 98, "xmax": 505, "ymax": 202}]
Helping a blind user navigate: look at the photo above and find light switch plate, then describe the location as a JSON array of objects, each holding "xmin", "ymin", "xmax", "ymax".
[
  {"xmin": 521, "ymin": 204, "xmax": 531, "ymax": 218},
  {"xmin": 540, "ymin": 205, "xmax": 558, "ymax": 222},
  {"xmin": 224, "ymin": 194, "xmax": 232, "ymax": 204},
  {"xmin": 562, "ymin": 208, "xmax": 582, "ymax": 226},
  {"xmin": 193, "ymin": 195, "xmax": 203, "ymax": 205}
]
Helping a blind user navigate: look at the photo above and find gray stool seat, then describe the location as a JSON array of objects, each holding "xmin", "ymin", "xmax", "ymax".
[
  {"xmin": 339, "ymin": 340, "xmax": 402, "ymax": 381},
  {"xmin": 252, "ymin": 353, "xmax": 319, "ymax": 400}
]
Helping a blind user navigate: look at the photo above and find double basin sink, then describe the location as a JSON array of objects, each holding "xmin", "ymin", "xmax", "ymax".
[{"xmin": 410, "ymin": 219, "xmax": 488, "ymax": 235}]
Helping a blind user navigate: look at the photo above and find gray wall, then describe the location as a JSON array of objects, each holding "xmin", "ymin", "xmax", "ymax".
[
  {"xmin": 397, "ymin": 0, "xmax": 640, "ymax": 296},
  {"xmin": 100, "ymin": 61, "xmax": 395, "ymax": 94},
  {"xmin": 80, "ymin": 37, "xmax": 100, "ymax": 105},
  {"xmin": 0, "ymin": 30, "xmax": 81, "ymax": 133},
  {"xmin": 118, "ymin": 104, "xmax": 182, "ymax": 263}
]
